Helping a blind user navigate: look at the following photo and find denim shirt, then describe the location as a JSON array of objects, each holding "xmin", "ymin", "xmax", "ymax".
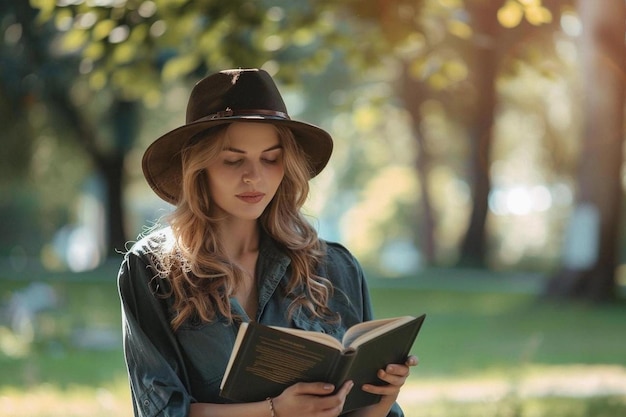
[{"xmin": 118, "ymin": 228, "xmax": 404, "ymax": 417}]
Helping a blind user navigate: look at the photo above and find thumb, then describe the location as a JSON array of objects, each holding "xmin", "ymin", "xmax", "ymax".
[{"xmin": 290, "ymin": 381, "xmax": 336, "ymax": 395}]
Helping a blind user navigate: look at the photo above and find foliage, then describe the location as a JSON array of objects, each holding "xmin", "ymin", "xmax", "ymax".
[
  {"xmin": 0, "ymin": 3, "xmax": 43, "ymax": 184},
  {"xmin": 29, "ymin": 0, "xmax": 421, "ymax": 103},
  {"xmin": 0, "ymin": 2, "xmax": 95, "ymax": 257}
]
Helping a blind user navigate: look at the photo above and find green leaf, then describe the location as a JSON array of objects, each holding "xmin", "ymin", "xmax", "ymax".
[
  {"xmin": 61, "ymin": 30, "xmax": 88, "ymax": 52},
  {"xmin": 112, "ymin": 43, "xmax": 137, "ymax": 64},
  {"xmin": 83, "ymin": 42, "xmax": 105, "ymax": 60},
  {"xmin": 93, "ymin": 19, "xmax": 117, "ymax": 41},
  {"xmin": 162, "ymin": 54, "xmax": 200, "ymax": 82},
  {"xmin": 30, "ymin": 0, "xmax": 56, "ymax": 23}
]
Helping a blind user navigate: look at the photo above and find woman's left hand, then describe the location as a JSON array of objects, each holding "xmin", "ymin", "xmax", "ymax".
[
  {"xmin": 345, "ymin": 355, "xmax": 419, "ymax": 416},
  {"xmin": 361, "ymin": 355, "xmax": 418, "ymax": 399}
]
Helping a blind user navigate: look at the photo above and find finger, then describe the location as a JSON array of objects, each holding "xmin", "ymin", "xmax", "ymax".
[
  {"xmin": 338, "ymin": 380, "xmax": 355, "ymax": 397},
  {"xmin": 383, "ymin": 364, "xmax": 410, "ymax": 377},
  {"xmin": 316, "ymin": 380, "xmax": 354, "ymax": 413},
  {"xmin": 378, "ymin": 371, "xmax": 410, "ymax": 387},
  {"xmin": 361, "ymin": 382, "xmax": 402, "ymax": 396},
  {"xmin": 405, "ymin": 355, "xmax": 419, "ymax": 367},
  {"xmin": 290, "ymin": 381, "xmax": 335, "ymax": 395},
  {"xmin": 372, "ymin": 365, "xmax": 413, "ymax": 390}
]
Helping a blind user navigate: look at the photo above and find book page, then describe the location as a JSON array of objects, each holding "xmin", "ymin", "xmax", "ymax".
[
  {"xmin": 270, "ymin": 326, "xmax": 343, "ymax": 350},
  {"xmin": 221, "ymin": 321, "xmax": 251, "ymax": 389},
  {"xmin": 342, "ymin": 316, "xmax": 416, "ymax": 348}
]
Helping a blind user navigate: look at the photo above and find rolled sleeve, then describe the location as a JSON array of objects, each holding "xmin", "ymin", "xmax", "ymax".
[{"xmin": 118, "ymin": 250, "xmax": 191, "ymax": 417}]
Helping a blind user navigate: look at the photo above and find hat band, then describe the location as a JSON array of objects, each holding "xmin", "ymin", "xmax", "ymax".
[{"xmin": 196, "ymin": 108, "xmax": 291, "ymax": 122}]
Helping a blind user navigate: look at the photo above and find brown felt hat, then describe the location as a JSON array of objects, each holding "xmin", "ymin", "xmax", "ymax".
[{"xmin": 142, "ymin": 68, "xmax": 334, "ymax": 204}]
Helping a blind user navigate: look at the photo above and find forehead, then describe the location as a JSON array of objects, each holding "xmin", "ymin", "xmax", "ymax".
[{"xmin": 223, "ymin": 122, "xmax": 281, "ymax": 150}]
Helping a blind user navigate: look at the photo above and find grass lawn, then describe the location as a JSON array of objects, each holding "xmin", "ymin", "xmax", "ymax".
[
  {"xmin": 369, "ymin": 284, "xmax": 626, "ymax": 377},
  {"xmin": 1, "ymin": 263, "xmax": 625, "ymax": 416}
]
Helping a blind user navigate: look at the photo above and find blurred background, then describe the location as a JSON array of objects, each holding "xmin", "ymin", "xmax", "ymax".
[{"xmin": 0, "ymin": 0, "xmax": 625, "ymax": 416}]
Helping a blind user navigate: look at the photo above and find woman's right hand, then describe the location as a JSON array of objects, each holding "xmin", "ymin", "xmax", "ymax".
[{"xmin": 272, "ymin": 380, "xmax": 354, "ymax": 417}]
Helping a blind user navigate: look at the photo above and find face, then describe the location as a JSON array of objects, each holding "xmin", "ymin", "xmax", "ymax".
[{"xmin": 206, "ymin": 122, "xmax": 285, "ymax": 222}]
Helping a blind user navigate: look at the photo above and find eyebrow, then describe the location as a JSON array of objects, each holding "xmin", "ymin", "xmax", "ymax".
[{"xmin": 224, "ymin": 144, "xmax": 283, "ymax": 154}]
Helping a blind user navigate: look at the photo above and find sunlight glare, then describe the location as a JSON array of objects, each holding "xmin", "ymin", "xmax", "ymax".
[
  {"xmin": 489, "ymin": 185, "xmax": 553, "ymax": 216},
  {"xmin": 530, "ymin": 185, "xmax": 552, "ymax": 212},
  {"xmin": 507, "ymin": 186, "xmax": 532, "ymax": 215},
  {"xmin": 560, "ymin": 11, "xmax": 582, "ymax": 37}
]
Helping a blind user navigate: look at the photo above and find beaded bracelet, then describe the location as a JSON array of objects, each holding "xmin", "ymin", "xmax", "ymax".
[{"xmin": 266, "ymin": 397, "xmax": 276, "ymax": 417}]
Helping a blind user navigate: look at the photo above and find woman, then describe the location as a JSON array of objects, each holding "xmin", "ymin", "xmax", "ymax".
[{"xmin": 118, "ymin": 68, "xmax": 417, "ymax": 417}]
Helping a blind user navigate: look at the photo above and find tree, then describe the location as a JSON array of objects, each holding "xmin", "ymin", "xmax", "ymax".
[
  {"xmin": 0, "ymin": 2, "xmax": 87, "ymax": 258},
  {"xmin": 8, "ymin": 2, "xmax": 137, "ymax": 257},
  {"xmin": 397, "ymin": 0, "xmax": 566, "ymax": 267},
  {"xmin": 454, "ymin": 0, "xmax": 565, "ymax": 267},
  {"xmin": 399, "ymin": 66, "xmax": 437, "ymax": 263},
  {"xmin": 455, "ymin": 0, "xmax": 502, "ymax": 268},
  {"xmin": 546, "ymin": 0, "xmax": 626, "ymax": 301}
]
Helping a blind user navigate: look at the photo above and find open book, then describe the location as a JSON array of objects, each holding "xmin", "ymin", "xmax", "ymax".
[{"xmin": 220, "ymin": 314, "xmax": 426, "ymax": 413}]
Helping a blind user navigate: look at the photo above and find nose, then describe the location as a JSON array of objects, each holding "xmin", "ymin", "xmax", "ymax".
[
  {"xmin": 242, "ymin": 162, "xmax": 261, "ymax": 185},
  {"xmin": 243, "ymin": 175, "xmax": 258, "ymax": 185}
]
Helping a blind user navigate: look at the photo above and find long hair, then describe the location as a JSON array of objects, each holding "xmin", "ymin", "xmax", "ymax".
[{"xmin": 157, "ymin": 123, "xmax": 336, "ymax": 330}]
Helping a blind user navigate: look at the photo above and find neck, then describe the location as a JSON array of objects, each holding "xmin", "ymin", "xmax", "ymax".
[{"xmin": 218, "ymin": 219, "xmax": 260, "ymax": 259}]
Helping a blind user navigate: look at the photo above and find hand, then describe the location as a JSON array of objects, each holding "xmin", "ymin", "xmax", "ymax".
[
  {"xmin": 273, "ymin": 380, "xmax": 354, "ymax": 417},
  {"xmin": 361, "ymin": 355, "xmax": 418, "ymax": 400}
]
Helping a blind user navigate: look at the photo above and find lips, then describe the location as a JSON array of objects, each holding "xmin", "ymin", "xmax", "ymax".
[{"xmin": 236, "ymin": 192, "xmax": 265, "ymax": 204}]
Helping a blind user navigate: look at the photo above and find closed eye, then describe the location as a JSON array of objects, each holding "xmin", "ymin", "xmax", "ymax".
[
  {"xmin": 262, "ymin": 148, "xmax": 282, "ymax": 164},
  {"xmin": 224, "ymin": 159, "xmax": 243, "ymax": 166}
]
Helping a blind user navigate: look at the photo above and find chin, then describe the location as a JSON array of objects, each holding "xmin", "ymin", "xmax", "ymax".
[{"xmin": 233, "ymin": 209, "xmax": 266, "ymax": 221}]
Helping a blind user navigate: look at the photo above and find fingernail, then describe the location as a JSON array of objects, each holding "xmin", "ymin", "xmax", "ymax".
[{"xmin": 324, "ymin": 384, "xmax": 333, "ymax": 390}]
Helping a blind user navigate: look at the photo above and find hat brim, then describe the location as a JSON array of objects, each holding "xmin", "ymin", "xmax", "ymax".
[{"xmin": 142, "ymin": 116, "xmax": 333, "ymax": 205}]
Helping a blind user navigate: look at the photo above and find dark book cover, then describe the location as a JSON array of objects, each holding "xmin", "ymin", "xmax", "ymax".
[
  {"xmin": 339, "ymin": 315, "xmax": 425, "ymax": 412},
  {"xmin": 220, "ymin": 314, "xmax": 426, "ymax": 413}
]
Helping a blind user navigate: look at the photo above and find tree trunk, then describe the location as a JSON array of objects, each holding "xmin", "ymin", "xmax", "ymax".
[
  {"xmin": 457, "ymin": 0, "xmax": 500, "ymax": 268},
  {"xmin": 101, "ymin": 156, "xmax": 127, "ymax": 256},
  {"xmin": 546, "ymin": 0, "xmax": 625, "ymax": 301},
  {"xmin": 400, "ymin": 64, "xmax": 437, "ymax": 264},
  {"xmin": 103, "ymin": 99, "xmax": 140, "ymax": 256},
  {"xmin": 16, "ymin": 1, "xmax": 134, "ymax": 260}
]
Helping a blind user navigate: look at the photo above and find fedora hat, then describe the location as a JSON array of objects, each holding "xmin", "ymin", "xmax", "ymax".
[{"xmin": 142, "ymin": 68, "xmax": 334, "ymax": 204}]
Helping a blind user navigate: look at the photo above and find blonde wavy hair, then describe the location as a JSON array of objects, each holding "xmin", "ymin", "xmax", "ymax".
[{"xmin": 157, "ymin": 123, "xmax": 336, "ymax": 330}]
